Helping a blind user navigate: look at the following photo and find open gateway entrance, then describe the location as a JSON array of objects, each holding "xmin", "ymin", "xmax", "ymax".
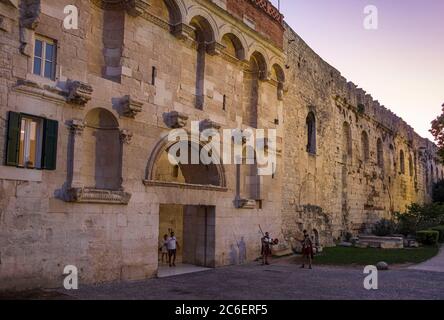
[{"xmin": 158, "ymin": 204, "xmax": 216, "ymax": 277}]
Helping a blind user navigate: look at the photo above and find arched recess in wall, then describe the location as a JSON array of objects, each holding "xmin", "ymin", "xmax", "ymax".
[
  {"xmin": 377, "ymin": 138, "xmax": 384, "ymax": 169},
  {"xmin": 145, "ymin": 134, "xmax": 226, "ymax": 189},
  {"xmin": 147, "ymin": 0, "xmax": 183, "ymax": 25},
  {"xmin": 221, "ymin": 33, "xmax": 245, "ymax": 60},
  {"xmin": 361, "ymin": 131, "xmax": 369, "ymax": 162},
  {"xmin": 400, "ymin": 150, "xmax": 405, "ymax": 174},
  {"xmin": 83, "ymin": 108, "xmax": 122, "ymax": 190},
  {"xmin": 342, "ymin": 122, "xmax": 352, "ymax": 161},
  {"xmin": 189, "ymin": 16, "xmax": 215, "ymax": 110},
  {"xmin": 271, "ymin": 64, "xmax": 285, "ymax": 101},
  {"xmin": 243, "ymin": 51, "xmax": 267, "ymax": 128},
  {"xmin": 306, "ymin": 111, "xmax": 316, "ymax": 155},
  {"xmin": 408, "ymin": 153, "xmax": 414, "ymax": 177}
]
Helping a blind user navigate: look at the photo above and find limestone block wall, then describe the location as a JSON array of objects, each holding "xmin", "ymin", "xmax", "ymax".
[
  {"xmin": 281, "ymin": 25, "xmax": 443, "ymax": 244},
  {"xmin": 0, "ymin": 0, "xmax": 286, "ymax": 290},
  {"xmin": 0, "ymin": 0, "xmax": 441, "ymax": 291}
]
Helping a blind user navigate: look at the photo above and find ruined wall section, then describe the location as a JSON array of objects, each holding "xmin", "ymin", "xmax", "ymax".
[{"xmin": 281, "ymin": 24, "xmax": 443, "ymax": 244}]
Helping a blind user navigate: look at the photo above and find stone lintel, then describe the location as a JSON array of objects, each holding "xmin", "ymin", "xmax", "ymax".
[{"xmin": 66, "ymin": 187, "xmax": 131, "ymax": 205}]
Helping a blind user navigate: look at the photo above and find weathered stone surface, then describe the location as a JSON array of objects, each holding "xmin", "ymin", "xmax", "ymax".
[{"xmin": 0, "ymin": 0, "xmax": 441, "ymax": 291}]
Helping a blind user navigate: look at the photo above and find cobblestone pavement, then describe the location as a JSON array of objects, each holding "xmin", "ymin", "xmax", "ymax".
[{"xmin": 54, "ymin": 257, "xmax": 444, "ymax": 300}]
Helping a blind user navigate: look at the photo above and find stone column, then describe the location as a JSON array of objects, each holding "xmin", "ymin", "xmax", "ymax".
[
  {"xmin": 69, "ymin": 119, "xmax": 85, "ymax": 189},
  {"xmin": 119, "ymin": 129, "xmax": 133, "ymax": 190}
]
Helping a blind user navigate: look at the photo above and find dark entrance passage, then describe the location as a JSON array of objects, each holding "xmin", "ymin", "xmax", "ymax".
[{"xmin": 158, "ymin": 204, "xmax": 215, "ymax": 277}]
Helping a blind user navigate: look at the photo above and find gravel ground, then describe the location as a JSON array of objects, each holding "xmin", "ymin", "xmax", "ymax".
[{"xmin": 51, "ymin": 256, "xmax": 444, "ymax": 300}]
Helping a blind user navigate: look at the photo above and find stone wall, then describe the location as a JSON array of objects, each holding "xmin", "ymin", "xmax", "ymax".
[
  {"xmin": 281, "ymin": 25, "xmax": 443, "ymax": 244},
  {"xmin": 0, "ymin": 0, "xmax": 441, "ymax": 291}
]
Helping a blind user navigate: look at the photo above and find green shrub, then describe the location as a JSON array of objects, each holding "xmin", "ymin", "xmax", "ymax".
[
  {"xmin": 433, "ymin": 180, "xmax": 444, "ymax": 203},
  {"xmin": 431, "ymin": 226, "xmax": 444, "ymax": 243},
  {"xmin": 372, "ymin": 219, "xmax": 397, "ymax": 236},
  {"xmin": 416, "ymin": 230, "xmax": 439, "ymax": 245},
  {"xmin": 395, "ymin": 203, "xmax": 444, "ymax": 236}
]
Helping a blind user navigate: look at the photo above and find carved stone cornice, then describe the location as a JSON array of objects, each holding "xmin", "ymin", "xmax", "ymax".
[
  {"xmin": 171, "ymin": 23, "xmax": 194, "ymax": 42},
  {"xmin": 69, "ymin": 119, "xmax": 85, "ymax": 135},
  {"xmin": 124, "ymin": 0, "xmax": 149, "ymax": 16},
  {"xmin": 234, "ymin": 198, "xmax": 256, "ymax": 209},
  {"xmin": 119, "ymin": 129, "xmax": 133, "ymax": 144},
  {"xmin": 13, "ymin": 79, "xmax": 66, "ymax": 104},
  {"xmin": 19, "ymin": 0, "xmax": 40, "ymax": 29},
  {"xmin": 121, "ymin": 95, "xmax": 143, "ymax": 118},
  {"xmin": 90, "ymin": 0, "xmax": 149, "ymax": 16},
  {"xmin": 206, "ymin": 41, "xmax": 225, "ymax": 56},
  {"xmin": 66, "ymin": 80, "xmax": 93, "ymax": 107},
  {"xmin": 66, "ymin": 187, "xmax": 132, "ymax": 205},
  {"xmin": 164, "ymin": 111, "xmax": 189, "ymax": 129},
  {"xmin": 200, "ymin": 119, "xmax": 221, "ymax": 132}
]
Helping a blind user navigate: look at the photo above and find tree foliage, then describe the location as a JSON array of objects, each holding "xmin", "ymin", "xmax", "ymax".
[{"xmin": 430, "ymin": 103, "xmax": 444, "ymax": 163}]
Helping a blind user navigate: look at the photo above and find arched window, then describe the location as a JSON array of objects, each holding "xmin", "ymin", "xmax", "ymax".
[
  {"xmin": 408, "ymin": 154, "xmax": 413, "ymax": 177},
  {"xmin": 400, "ymin": 150, "xmax": 405, "ymax": 174},
  {"xmin": 306, "ymin": 112, "xmax": 316, "ymax": 155},
  {"xmin": 342, "ymin": 122, "xmax": 352, "ymax": 159},
  {"xmin": 361, "ymin": 131, "xmax": 369, "ymax": 162},
  {"xmin": 377, "ymin": 138, "xmax": 384, "ymax": 168}
]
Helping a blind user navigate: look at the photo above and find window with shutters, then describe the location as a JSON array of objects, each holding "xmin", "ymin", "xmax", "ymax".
[
  {"xmin": 5, "ymin": 111, "xmax": 58, "ymax": 170},
  {"xmin": 33, "ymin": 36, "xmax": 56, "ymax": 81}
]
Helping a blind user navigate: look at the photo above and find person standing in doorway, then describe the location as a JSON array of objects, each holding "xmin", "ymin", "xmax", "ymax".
[
  {"xmin": 167, "ymin": 231, "xmax": 180, "ymax": 267},
  {"xmin": 160, "ymin": 234, "xmax": 169, "ymax": 264},
  {"xmin": 301, "ymin": 230, "xmax": 314, "ymax": 269}
]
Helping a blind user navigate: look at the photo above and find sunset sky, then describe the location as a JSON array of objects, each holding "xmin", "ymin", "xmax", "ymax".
[{"xmin": 270, "ymin": 0, "xmax": 444, "ymax": 141}]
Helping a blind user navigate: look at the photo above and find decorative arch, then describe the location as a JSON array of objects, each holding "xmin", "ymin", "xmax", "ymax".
[
  {"xmin": 246, "ymin": 46, "xmax": 270, "ymax": 77},
  {"xmin": 271, "ymin": 63, "xmax": 285, "ymax": 83},
  {"xmin": 249, "ymin": 51, "xmax": 268, "ymax": 80},
  {"xmin": 189, "ymin": 15, "xmax": 215, "ymax": 43},
  {"xmin": 145, "ymin": 133, "xmax": 227, "ymax": 189},
  {"xmin": 164, "ymin": 0, "xmax": 185, "ymax": 25},
  {"xmin": 221, "ymin": 33, "xmax": 246, "ymax": 60},
  {"xmin": 186, "ymin": 7, "xmax": 219, "ymax": 41},
  {"xmin": 218, "ymin": 26, "xmax": 248, "ymax": 57}
]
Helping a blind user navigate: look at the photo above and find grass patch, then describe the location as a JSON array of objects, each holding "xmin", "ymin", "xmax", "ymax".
[{"xmin": 313, "ymin": 246, "xmax": 439, "ymax": 266}]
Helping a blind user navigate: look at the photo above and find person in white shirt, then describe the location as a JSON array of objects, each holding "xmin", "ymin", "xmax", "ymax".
[{"xmin": 167, "ymin": 231, "xmax": 180, "ymax": 267}]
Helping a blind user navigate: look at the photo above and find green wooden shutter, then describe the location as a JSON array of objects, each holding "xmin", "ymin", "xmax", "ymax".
[
  {"xmin": 5, "ymin": 111, "xmax": 21, "ymax": 166},
  {"xmin": 42, "ymin": 119, "xmax": 58, "ymax": 170}
]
